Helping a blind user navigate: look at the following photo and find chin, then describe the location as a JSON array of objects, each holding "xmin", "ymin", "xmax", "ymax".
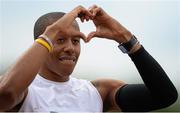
[
  {"xmin": 47, "ymin": 59, "xmax": 77, "ymax": 77},
  {"xmin": 56, "ymin": 66, "xmax": 75, "ymax": 76},
  {"xmin": 61, "ymin": 70, "xmax": 74, "ymax": 76}
]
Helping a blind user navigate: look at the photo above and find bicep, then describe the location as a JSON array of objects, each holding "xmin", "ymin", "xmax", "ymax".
[
  {"xmin": 6, "ymin": 89, "xmax": 28, "ymax": 112},
  {"xmin": 115, "ymin": 84, "xmax": 166, "ymax": 112},
  {"xmin": 100, "ymin": 79, "xmax": 126, "ymax": 112},
  {"xmin": 0, "ymin": 74, "xmax": 28, "ymax": 111}
]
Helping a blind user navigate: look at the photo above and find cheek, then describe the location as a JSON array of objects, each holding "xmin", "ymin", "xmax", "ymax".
[
  {"xmin": 75, "ymin": 46, "xmax": 81, "ymax": 56},
  {"xmin": 53, "ymin": 45, "xmax": 64, "ymax": 53},
  {"xmin": 45, "ymin": 54, "xmax": 59, "ymax": 71},
  {"xmin": 45, "ymin": 52, "xmax": 58, "ymax": 65},
  {"xmin": 45, "ymin": 54, "xmax": 55, "ymax": 65}
]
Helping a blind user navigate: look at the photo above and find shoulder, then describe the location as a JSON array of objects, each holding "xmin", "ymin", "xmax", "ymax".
[
  {"xmin": 91, "ymin": 78, "xmax": 126, "ymax": 111},
  {"xmin": 0, "ymin": 75, "xmax": 4, "ymax": 82},
  {"xmin": 70, "ymin": 77, "xmax": 89, "ymax": 85},
  {"xmin": 91, "ymin": 78, "xmax": 125, "ymax": 90},
  {"xmin": 91, "ymin": 79, "xmax": 126, "ymax": 98}
]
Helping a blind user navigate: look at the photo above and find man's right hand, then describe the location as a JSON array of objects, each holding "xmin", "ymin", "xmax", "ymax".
[{"xmin": 43, "ymin": 5, "xmax": 93, "ymax": 43}]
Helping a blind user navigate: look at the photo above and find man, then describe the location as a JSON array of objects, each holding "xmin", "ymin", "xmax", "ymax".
[{"xmin": 0, "ymin": 5, "xmax": 178, "ymax": 112}]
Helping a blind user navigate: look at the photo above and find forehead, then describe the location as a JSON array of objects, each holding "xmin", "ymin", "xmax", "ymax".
[
  {"xmin": 72, "ymin": 21, "xmax": 80, "ymax": 31},
  {"xmin": 48, "ymin": 17, "xmax": 79, "ymax": 31},
  {"xmin": 57, "ymin": 22, "xmax": 81, "ymax": 39},
  {"xmin": 49, "ymin": 19, "xmax": 80, "ymax": 39}
]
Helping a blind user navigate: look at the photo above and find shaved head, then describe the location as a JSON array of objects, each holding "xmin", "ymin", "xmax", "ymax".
[{"xmin": 34, "ymin": 12, "xmax": 80, "ymax": 40}]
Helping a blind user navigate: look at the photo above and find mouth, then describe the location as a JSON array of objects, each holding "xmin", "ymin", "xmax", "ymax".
[{"xmin": 58, "ymin": 55, "xmax": 76, "ymax": 64}]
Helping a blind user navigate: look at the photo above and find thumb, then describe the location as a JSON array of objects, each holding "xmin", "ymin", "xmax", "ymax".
[
  {"xmin": 75, "ymin": 31, "xmax": 87, "ymax": 43},
  {"xmin": 87, "ymin": 31, "xmax": 99, "ymax": 42}
]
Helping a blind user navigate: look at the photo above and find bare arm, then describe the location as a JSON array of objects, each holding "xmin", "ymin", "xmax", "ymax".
[
  {"xmin": 91, "ymin": 79, "xmax": 125, "ymax": 112},
  {"xmin": 0, "ymin": 6, "xmax": 91, "ymax": 111},
  {"xmin": 0, "ymin": 76, "xmax": 3, "ymax": 82},
  {"xmin": 0, "ymin": 43, "xmax": 49, "ymax": 111}
]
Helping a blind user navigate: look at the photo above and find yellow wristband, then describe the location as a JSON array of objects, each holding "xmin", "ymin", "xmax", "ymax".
[{"xmin": 35, "ymin": 38, "xmax": 52, "ymax": 52}]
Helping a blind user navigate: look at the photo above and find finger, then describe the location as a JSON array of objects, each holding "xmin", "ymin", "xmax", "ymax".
[
  {"xmin": 78, "ymin": 13, "xmax": 85, "ymax": 22},
  {"xmin": 78, "ymin": 13, "xmax": 84, "ymax": 18},
  {"xmin": 88, "ymin": 7, "xmax": 93, "ymax": 14},
  {"xmin": 88, "ymin": 4, "xmax": 98, "ymax": 11},
  {"xmin": 92, "ymin": 7, "xmax": 101, "ymax": 16},
  {"xmin": 80, "ymin": 16, "xmax": 84, "ymax": 23},
  {"xmin": 85, "ymin": 15, "xmax": 90, "ymax": 21},
  {"xmin": 75, "ymin": 31, "xmax": 87, "ymax": 43},
  {"xmin": 88, "ymin": 5, "xmax": 101, "ymax": 19},
  {"xmin": 81, "ymin": 16, "xmax": 85, "ymax": 22},
  {"xmin": 78, "ymin": 12, "xmax": 91, "ymax": 22},
  {"xmin": 82, "ymin": 9, "xmax": 93, "ymax": 19},
  {"xmin": 87, "ymin": 31, "xmax": 98, "ymax": 42}
]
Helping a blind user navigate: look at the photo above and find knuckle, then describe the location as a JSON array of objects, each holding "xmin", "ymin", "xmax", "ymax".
[
  {"xmin": 93, "ymin": 4, "xmax": 97, "ymax": 7},
  {"xmin": 78, "ymin": 5, "xmax": 83, "ymax": 9}
]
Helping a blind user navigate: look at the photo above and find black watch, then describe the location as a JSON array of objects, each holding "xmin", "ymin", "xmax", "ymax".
[{"xmin": 118, "ymin": 35, "xmax": 138, "ymax": 53}]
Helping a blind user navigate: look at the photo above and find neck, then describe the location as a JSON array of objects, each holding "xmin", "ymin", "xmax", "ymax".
[{"xmin": 38, "ymin": 66, "xmax": 70, "ymax": 82}]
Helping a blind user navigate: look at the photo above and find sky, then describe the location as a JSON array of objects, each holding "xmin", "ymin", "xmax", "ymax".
[{"xmin": 0, "ymin": 0, "xmax": 180, "ymax": 110}]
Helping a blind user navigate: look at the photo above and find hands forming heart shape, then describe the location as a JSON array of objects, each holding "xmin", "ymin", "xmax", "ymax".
[{"xmin": 43, "ymin": 5, "xmax": 132, "ymax": 44}]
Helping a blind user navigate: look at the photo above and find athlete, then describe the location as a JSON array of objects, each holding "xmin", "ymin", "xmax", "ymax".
[{"xmin": 0, "ymin": 5, "xmax": 178, "ymax": 112}]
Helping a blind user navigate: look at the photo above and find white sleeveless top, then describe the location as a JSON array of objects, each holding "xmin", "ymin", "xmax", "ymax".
[{"xmin": 19, "ymin": 75, "xmax": 103, "ymax": 112}]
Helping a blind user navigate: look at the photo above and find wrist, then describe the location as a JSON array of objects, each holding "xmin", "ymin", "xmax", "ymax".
[
  {"xmin": 128, "ymin": 42, "xmax": 142, "ymax": 54},
  {"xmin": 115, "ymin": 30, "xmax": 133, "ymax": 43},
  {"xmin": 43, "ymin": 26, "xmax": 59, "ymax": 44},
  {"xmin": 38, "ymin": 34, "xmax": 53, "ymax": 49},
  {"xmin": 35, "ymin": 38, "xmax": 53, "ymax": 52},
  {"xmin": 118, "ymin": 35, "xmax": 140, "ymax": 54}
]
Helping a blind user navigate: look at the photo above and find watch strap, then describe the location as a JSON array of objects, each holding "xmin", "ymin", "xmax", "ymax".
[{"xmin": 118, "ymin": 35, "xmax": 138, "ymax": 53}]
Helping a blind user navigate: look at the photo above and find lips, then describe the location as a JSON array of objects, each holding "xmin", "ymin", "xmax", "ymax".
[{"xmin": 58, "ymin": 55, "xmax": 76, "ymax": 63}]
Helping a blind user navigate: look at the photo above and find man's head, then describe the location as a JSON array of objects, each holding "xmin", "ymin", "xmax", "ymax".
[
  {"xmin": 34, "ymin": 12, "xmax": 81, "ymax": 80},
  {"xmin": 34, "ymin": 12, "xmax": 80, "ymax": 39}
]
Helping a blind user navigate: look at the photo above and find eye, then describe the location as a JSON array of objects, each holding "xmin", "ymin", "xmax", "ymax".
[
  {"xmin": 72, "ymin": 39, "xmax": 80, "ymax": 45},
  {"xmin": 57, "ymin": 38, "xmax": 65, "ymax": 44}
]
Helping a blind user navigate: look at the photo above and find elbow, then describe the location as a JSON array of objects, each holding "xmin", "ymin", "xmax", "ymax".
[
  {"xmin": 166, "ymin": 88, "xmax": 178, "ymax": 107},
  {"xmin": 0, "ymin": 87, "xmax": 17, "ymax": 111},
  {"xmin": 159, "ymin": 87, "xmax": 178, "ymax": 108}
]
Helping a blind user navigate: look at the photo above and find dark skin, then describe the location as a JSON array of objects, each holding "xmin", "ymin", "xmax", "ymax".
[{"xmin": 0, "ymin": 5, "xmax": 141, "ymax": 111}]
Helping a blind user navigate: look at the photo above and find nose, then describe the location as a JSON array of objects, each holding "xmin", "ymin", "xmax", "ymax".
[{"xmin": 63, "ymin": 41, "xmax": 75, "ymax": 54}]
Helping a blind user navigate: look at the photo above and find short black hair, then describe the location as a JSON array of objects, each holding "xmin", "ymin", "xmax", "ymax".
[{"xmin": 33, "ymin": 12, "xmax": 79, "ymax": 40}]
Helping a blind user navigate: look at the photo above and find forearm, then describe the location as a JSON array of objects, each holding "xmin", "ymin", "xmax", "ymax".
[
  {"xmin": 129, "ymin": 46, "xmax": 177, "ymax": 99},
  {"xmin": 118, "ymin": 32, "xmax": 177, "ymax": 97},
  {"xmin": 116, "ymin": 45, "xmax": 178, "ymax": 111},
  {"xmin": 0, "ymin": 42, "xmax": 49, "ymax": 97}
]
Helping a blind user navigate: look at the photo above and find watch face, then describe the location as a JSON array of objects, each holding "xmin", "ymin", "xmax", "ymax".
[
  {"xmin": 118, "ymin": 45, "xmax": 128, "ymax": 53},
  {"xmin": 118, "ymin": 35, "xmax": 138, "ymax": 53}
]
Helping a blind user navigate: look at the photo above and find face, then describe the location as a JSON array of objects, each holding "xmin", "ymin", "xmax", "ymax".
[{"xmin": 44, "ymin": 23, "xmax": 81, "ymax": 77}]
